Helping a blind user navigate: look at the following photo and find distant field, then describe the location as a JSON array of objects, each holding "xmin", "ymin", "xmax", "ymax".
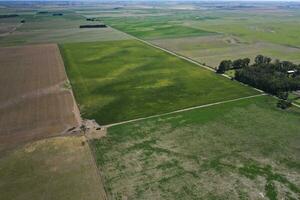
[
  {"xmin": 82, "ymin": 8, "xmax": 300, "ymax": 67},
  {"xmin": 86, "ymin": 8, "xmax": 300, "ymax": 47},
  {"xmin": 101, "ymin": 16, "xmax": 216, "ymax": 39},
  {"xmin": 77, "ymin": 9, "xmax": 172, "ymax": 18},
  {"xmin": 0, "ymin": 136, "xmax": 106, "ymax": 200},
  {"xmin": 0, "ymin": 44, "xmax": 80, "ymax": 151},
  {"xmin": 151, "ymin": 35, "xmax": 300, "ymax": 68},
  {"xmin": 0, "ymin": 17, "xmax": 22, "ymax": 36},
  {"xmin": 92, "ymin": 95, "xmax": 300, "ymax": 199},
  {"xmin": 184, "ymin": 10, "xmax": 300, "ymax": 48},
  {"xmin": 0, "ymin": 12, "xmax": 131, "ymax": 46},
  {"xmin": 61, "ymin": 40, "xmax": 258, "ymax": 125},
  {"xmin": 0, "ymin": 27, "xmax": 132, "ymax": 46}
]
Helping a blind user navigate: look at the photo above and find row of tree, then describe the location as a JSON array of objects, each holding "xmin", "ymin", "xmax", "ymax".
[
  {"xmin": 216, "ymin": 58, "xmax": 251, "ymax": 73},
  {"xmin": 217, "ymin": 55, "xmax": 300, "ymax": 96}
]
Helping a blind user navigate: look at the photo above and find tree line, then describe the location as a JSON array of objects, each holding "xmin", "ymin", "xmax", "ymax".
[{"xmin": 216, "ymin": 55, "xmax": 300, "ymax": 108}]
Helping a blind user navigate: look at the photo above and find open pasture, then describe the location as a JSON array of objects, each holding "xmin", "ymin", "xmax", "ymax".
[
  {"xmin": 87, "ymin": 7, "xmax": 300, "ymax": 46},
  {"xmin": 92, "ymin": 95, "xmax": 300, "ymax": 200},
  {"xmin": 100, "ymin": 15, "xmax": 216, "ymax": 39},
  {"xmin": 0, "ymin": 136, "xmax": 106, "ymax": 200},
  {"xmin": 184, "ymin": 9, "xmax": 300, "ymax": 48},
  {"xmin": 61, "ymin": 39, "xmax": 258, "ymax": 125},
  {"xmin": 151, "ymin": 35, "xmax": 300, "ymax": 68},
  {"xmin": 86, "ymin": 7, "xmax": 300, "ymax": 67},
  {"xmin": 0, "ymin": 44, "xmax": 80, "ymax": 151}
]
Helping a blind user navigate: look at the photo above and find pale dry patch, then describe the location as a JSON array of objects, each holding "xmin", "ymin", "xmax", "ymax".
[
  {"xmin": 135, "ymin": 79, "xmax": 174, "ymax": 89},
  {"xmin": 0, "ymin": 136, "xmax": 107, "ymax": 200},
  {"xmin": 275, "ymin": 181, "xmax": 299, "ymax": 200}
]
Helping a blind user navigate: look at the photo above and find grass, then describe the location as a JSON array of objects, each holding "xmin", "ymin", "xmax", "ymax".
[
  {"xmin": 184, "ymin": 9, "xmax": 300, "ymax": 48},
  {"xmin": 94, "ymin": 9, "xmax": 300, "ymax": 67},
  {"xmin": 289, "ymin": 92, "xmax": 300, "ymax": 106},
  {"xmin": 94, "ymin": 8, "xmax": 300, "ymax": 47},
  {"xmin": 225, "ymin": 69, "xmax": 235, "ymax": 78},
  {"xmin": 0, "ymin": 136, "xmax": 106, "ymax": 200},
  {"xmin": 61, "ymin": 39, "xmax": 258, "ymax": 125},
  {"xmin": 101, "ymin": 15, "xmax": 216, "ymax": 39},
  {"xmin": 151, "ymin": 35, "xmax": 300, "ymax": 68},
  {"xmin": 91, "ymin": 95, "xmax": 300, "ymax": 199}
]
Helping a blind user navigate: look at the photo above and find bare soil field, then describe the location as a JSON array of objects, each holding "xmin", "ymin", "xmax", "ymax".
[{"xmin": 0, "ymin": 44, "xmax": 80, "ymax": 152}]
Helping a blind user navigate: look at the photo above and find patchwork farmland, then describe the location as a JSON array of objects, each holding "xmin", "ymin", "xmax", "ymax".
[
  {"xmin": 98, "ymin": 7, "xmax": 300, "ymax": 68},
  {"xmin": 0, "ymin": 1, "xmax": 299, "ymax": 200}
]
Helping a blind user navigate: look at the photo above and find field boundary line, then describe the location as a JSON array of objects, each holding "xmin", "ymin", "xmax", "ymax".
[
  {"xmin": 109, "ymin": 26, "xmax": 264, "ymax": 93},
  {"xmin": 107, "ymin": 26, "xmax": 264, "ymax": 93},
  {"xmin": 86, "ymin": 140, "xmax": 108, "ymax": 200},
  {"xmin": 134, "ymin": 37, "xmax": 216, "ymax": 72},
  {"xmin": 127, "ymin": 34, "xmax": 264, "ymax": 93},
  {"xmin": 269, "ymin": 93, "xmax": 300, "ymax": 109},
  {"xmin": 104, "ymin": 93, "xmax": 266, "ymax": 128}
]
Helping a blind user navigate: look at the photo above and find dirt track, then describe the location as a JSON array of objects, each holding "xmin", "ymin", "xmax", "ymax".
[
  {"xmin": 0, "ymin": 44, "xmax": 81, "ymax": 151},
  {"xmin": 104, "ymin": 93, "xmax": 266, "ymax": 128}
]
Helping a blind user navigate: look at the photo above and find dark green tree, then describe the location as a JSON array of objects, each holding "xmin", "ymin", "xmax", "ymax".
[
  {"xmin": 217, "ymin": 60, "xmax": 232, "ymax": 74},
  {"xmin": 277, "ymin": 99, "xmax": 292, "ymax": 109},
  {"xmin": 255, "ymin": 55, "xmax": 271, "ymax": 65},
  {"xmin": 232, "ymin": 58, "xmax": 250, "ymax": 69},
  {"xmin": 277, "ymin": 91, "xmax": 289, "ymax": 100}
]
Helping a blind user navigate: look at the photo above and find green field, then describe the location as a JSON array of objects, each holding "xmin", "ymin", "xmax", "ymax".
[
  {"xmin": 151, "ymin": 35, "xmax": 300, "ymax": 68},
  {"xmin": 93, "ymin": 8, "xmax": 300, "ymax": 47},
  {"xmin": 91, "ymin": 95, "xmax": 300, "ymax": 199},
  {"xmin": 289, "ymin": 93, "xmax": 300, "ymax": 106},
  {"xmin": 0, "ymin": 136, "xmax": 106, "ymax": 200},
  {"xmin": 61, "ymin": 39, "xmax": 258, "ymax": 125},
  {"xmin": 147, "ymin": 10, "xmax": 300, "ymax": 68},
  {"xmin": 93, "ymin": 8, "xmax": 300, "ymax": 68},
  {"xmin": 188, "ymin": 10, "xmax": 300, "ymax": 48},
  {"xmin": 101, "ymin": 15, "xmax": 216, "ymax": 39}
]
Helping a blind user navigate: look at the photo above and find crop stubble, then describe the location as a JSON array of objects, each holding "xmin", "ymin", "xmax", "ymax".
[{"xmin": 0, "ymin": 44, "xmax": 80, "ymax": 151}]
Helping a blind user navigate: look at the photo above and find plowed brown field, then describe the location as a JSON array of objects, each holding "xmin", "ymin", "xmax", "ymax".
[{"xmin": 0, "ymin": 44, "xmax": 80, "ymax": 152}]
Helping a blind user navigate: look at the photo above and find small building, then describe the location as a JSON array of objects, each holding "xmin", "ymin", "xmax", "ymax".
[{"xmin": 287, "ymin": 70, "xmax": 296, "ymax": 74}]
